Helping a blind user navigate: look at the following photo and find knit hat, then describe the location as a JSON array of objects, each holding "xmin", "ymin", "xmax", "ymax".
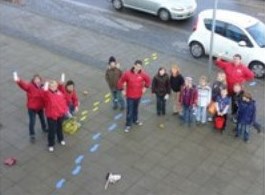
[{"xmin": 108, "ymin": 56, "xmax": 116, "ymax": 65}]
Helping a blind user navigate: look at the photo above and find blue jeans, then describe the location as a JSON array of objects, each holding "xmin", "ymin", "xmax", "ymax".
[
  {"xmin": 112, "ymin": 90, "xmax": 125, "ymax": 109},
  {"xmin": 28, "ymin": 109, "xmax": 47, "ymax": 136},
  {"xmin": 196, "ymin": 106, "xmax": 207, "ymax": 123},
  {"xmin": 156, "ymin": 95, "xmax": 166, "ymax": 116},
  {"xmin": 182, "ymin": 105, "xmax": 194, "ymax": 126},
  {"xmin": 126, "ymin": 98, "xmax": 140, "ymax": 127},
  {"xmin": 236, "ymin": 123, "xmax": 250, "ymax": 141}
]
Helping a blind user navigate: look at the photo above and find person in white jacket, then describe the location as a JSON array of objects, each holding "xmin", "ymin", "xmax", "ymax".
[{"xmin": 196, "ymin": 76, "xmax": 211, "ymax": 124}]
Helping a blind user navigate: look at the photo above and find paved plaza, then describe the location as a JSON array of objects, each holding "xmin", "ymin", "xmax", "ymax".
[{"xmin": 0, "ymin": 2, "xmax": 264, "ymax": 195}]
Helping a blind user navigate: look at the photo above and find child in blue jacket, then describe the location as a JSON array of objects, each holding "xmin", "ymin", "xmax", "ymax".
[{"xmin": 235, "ymin": 92, "xmax": 256, "ymax": 142}]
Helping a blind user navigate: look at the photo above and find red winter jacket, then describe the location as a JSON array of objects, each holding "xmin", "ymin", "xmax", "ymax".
[
  {"xmin": 118, "ymin": 69, "xmax": 151, "ymax": 99},
  {"xmin": 58, "ymin": 84, "xmax": 79, "ymax": 108},
  {"xmin": 215, "ymin": 59, "xmax": 254, "ymax": 93},
  {"xmin": 16, "ymin": 80, "xmax": 45, "ymax": 111},
  {"xmin": 43, "ymin": 90, "xmax": 68, "ymax": 120}
]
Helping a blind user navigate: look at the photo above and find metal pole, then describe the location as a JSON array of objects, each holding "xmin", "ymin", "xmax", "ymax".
[{"xmin": 208, "ymin": 0, "xmax": 218, "ymax": 80}]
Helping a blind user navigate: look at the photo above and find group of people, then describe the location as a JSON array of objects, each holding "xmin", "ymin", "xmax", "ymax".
[
  {"xmin": 15, "ymin": 53, "xmax": 258, "ymax": 153},
  {"xmin": 14, "ymin": 72, "xmax": 79, "ymax": 152},
  {"xmin": 105, "ymin": 53, "xmax": 258, "ymax": 142}
]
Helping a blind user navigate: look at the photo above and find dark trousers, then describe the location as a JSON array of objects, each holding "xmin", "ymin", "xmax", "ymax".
[
  {"xmin": 28, "ymin": 109, "xmax": 47, "ymax": 136},
  {"xmin": 126, "ymin": 98, "xmax": 140, "ymax": 127},
  {"xmin": 156, "ymin": 95, "xmax": 166, "ymax": 116},
  {"xmin": 47, "ymin": 117, "xmax": 64, "ymax": 147}
]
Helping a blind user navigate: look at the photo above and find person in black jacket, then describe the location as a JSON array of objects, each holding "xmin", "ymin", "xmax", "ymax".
[
  {"xmin": 231, "ymin": 83, "xmax": 244, "ymax": 123},
  {"xmin": 169, "ymin": 65, "xmax": 184, "ymax": 115},
  {"xmin": 152, "ymin": 67, "xmax": 171, "ymax": 116}
]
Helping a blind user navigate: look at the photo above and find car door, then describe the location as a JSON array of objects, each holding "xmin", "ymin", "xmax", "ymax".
[
  {"xmin": 138, "ymin": 0, "xmax": 160, "ymax": 14},
  {"xmin": 223, "ymin": 24, "xmax": 253, "ymax": 63}
]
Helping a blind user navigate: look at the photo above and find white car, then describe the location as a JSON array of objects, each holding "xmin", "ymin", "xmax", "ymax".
[
  {"xmin": 188, "ymin": 9, "xmax": 265, "ymax": 78},
  {"xmin": 111, "ymin": 0, "xmax": 197, "ymax": 21}
]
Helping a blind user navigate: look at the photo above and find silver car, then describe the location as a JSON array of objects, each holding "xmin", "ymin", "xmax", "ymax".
[{"xmin": 111, "ymin": 0, "xmax": 197, "ymax": 21}]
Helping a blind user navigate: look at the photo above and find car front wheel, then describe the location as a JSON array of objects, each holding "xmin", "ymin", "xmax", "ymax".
[
  {"xmin": 112, "ymin": 0, "xmax": 123, "ymax": 10},
  {"xmin": 249, "ymin": 61, "xmax": 265, "ymax": 79},
  {"xmin": 189, "ymin": 41, "xmax": 205, "ymax": 58},
  {"xmin": 158, "ymin": 9, "xmax": 170, "ymax": 21}
]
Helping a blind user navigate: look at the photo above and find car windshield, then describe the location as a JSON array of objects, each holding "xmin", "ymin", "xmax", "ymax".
[{"xmin": 246, "ymin": 22, "xmax": 265, "ymax": 48}]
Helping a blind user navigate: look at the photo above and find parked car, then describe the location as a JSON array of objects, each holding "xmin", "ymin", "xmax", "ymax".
[
  {"xmin": 188, "ymin": 9, "xmax": 265, "ymax": 78},
  {"xmin": 111, "ymin": 0, "xmax": 197, "ymax": 21}
]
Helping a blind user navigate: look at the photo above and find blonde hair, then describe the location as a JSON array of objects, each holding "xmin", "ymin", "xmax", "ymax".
[
  {"xmin": 171, "ymin": 64, "xmax": 180, "ymax": 75},
  {"xmin": 199, "ymin": 75, "xmax": 208, "ymax": 83}
]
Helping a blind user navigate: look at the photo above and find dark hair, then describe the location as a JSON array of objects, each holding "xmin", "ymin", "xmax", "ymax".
[
  {"xmin": 134, "ymin": 60, "xmax": 142, "ymax": 66},
  {"xmin": 108, "ymin": 56, "xmax": 116, "ymax": 65},
  {"xmin": 233, "ymin": 54, "xmax": 242, "ymax": 59},
  {"xmin": 243, "ymin": 91, "xmax": 252, "ymax": 100},
  {"xmin": 32, "ymin": 74, "xmax": 42, "ymax": 82},
  {"xmin": 66, "ymin": 80, "xmax": 75, "ymax": 87},
  {"xmin": 157, "ymin": 67, "xmax": 166, "ymax": 74}
]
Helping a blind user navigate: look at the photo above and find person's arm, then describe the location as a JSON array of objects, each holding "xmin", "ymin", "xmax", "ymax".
[
  {"xmin": 117, "ymin": 72, "xmax": 127, "ymax": 90},
  {"xmin": 105, "ymin": 70, "xmax": 110, "ymax": 85},
  {"xmin": 16, "ymin": 79, "xmax": 30, "ymax": 92},
  {"xmin": 143, "ymin": 72, "xmax": 151, "ymax": 88},
  {"xmin": 208, "ymin": 88, "xmax": 212, "ymax": 104},
  {"xmin": 215, "ymin": 58, "xmax": 230, "ymax": 70},
  {"xmin": 73, "ymin": 91, "xmax": 79, "ymax": 112},
  {"xmin": 251, "ymin": 103, "xmax": 256, "ymax": 124},
  {"xmin": 242, "ymin": 66, "xmax": 255, "ymax": 82},
  {"xmin": 193, "ymin": 88, "xmax": 198, "ymax": 107}
]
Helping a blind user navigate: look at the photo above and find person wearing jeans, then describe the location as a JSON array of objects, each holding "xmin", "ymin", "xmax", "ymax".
[
  {"xmin": 14, "ymin": 72, "xmax": 47, "ymax": 142},
  {"xmin": 152, "ymin": 67, "xmax": 171, "ymax": 116},
  {"xmin": 105, "ymin": 56, "xmax": 125, "ymax": 110},
  {"xmin": 118, "ymin": 60, "xmax": 151, "ymax": 132}
]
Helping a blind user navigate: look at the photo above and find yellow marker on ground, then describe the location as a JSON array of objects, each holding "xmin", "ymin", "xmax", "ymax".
[
  {"xmin": 104, "ymin": 93, "xmax": 111, "ymax": 98},
  {"xmin": 81, "ymin": 110, "xmax": 88, "ymax": 116},
  {"xmin": 144, "ymin": 58, "xmax": 149, "ymax": 62},
  {"xmin": 144, "ymin": 62, "xmax": 150, "ymax": 66},
  {"xmin": 80, "ymin": 116, "xmax": 87, "ymax": 121},
  {"xmin": 93, "ymin": 101, "xmax": 100, "ymax": 107},
  {"xmin": 152, "ymin": 56, "xmax": 158, "ymax": 60},
  {"xmin": 104, "ymin": 98, "xmax": 111, "ymax": 103},
  {"xmin": 159, "ymin": 123, "xmax": 165, "ymax": 129},
  {"xmin": 93, "ymin": 107, "xmax": 99, "ymax": 112},
  {"xmin": 152, "ymin": 53, "xmax": 157, "ymax": 57}
]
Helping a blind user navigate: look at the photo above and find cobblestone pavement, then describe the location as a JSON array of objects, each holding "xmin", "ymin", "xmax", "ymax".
[{"xmin": 0, "ymin": 2, "xmax": 264, "ymax": 195}]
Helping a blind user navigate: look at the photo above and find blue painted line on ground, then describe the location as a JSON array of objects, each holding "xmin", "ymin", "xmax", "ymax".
[
  {"xmin": 141, "ymin": 98, "xmax": 151, "ymax": 104},
  {"xmin": 92, "ymin": 132, "xmax": 101, "ymax": 140},
  {"xmin": 75, "ymin": 155, "xmax": 84, "ymax": 165},
  {"xmin": 89, "ymin": 144, "xmax": 100, "ymax": 153},
  {"xmin": 108, "ymin": 123, "xmax": 117, "ymax": 132},
  {"xmin": 114, "ymin": 113, "xmax": 123, "ymax": 120},
  {"xmin": 56, "ymin": 178, "xmax": 66, "ymax": 189},
  {"xmin": 249, "ymin": 81, "xmax": 256, "ymax": 86},
  {"xmin": 72, "ymin": 165, "xmax": 82, "ymax": 176}
]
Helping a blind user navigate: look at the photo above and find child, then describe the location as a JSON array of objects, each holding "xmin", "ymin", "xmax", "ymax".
[
  {"xmin": 43, "ymin": 80, "xmax": 69, "ymax": 152},
  {"xmin": 236, "ymin": 92, "xmax": 256, "ymax": 142},
  {"xmin": 151, "ymin": 67, "xmax": 171, "ymax": 116},
  {"xmin": 231, "ymin": 83, "xmax": 244, "ymax": 123},
  {"xmin": 13, "ymin": 72, "xmax": 47, "ymax": 143},
  {"xmin": 169, "ymin": 65, "xmax": 184, "ymax": 115},
  {"xmin": 105, "ymin": 56, "xmax": 125, "ymax": 111},
  {"xmin": 58, "ymin": 73, "xmax": 79, "ymax": 115},
  {"xmin": 215, "ymin": 88, "xmax": 230, "ymax": 132},
  {"xmin": 179, "ymin": 77, "xmax": 198, "ymax": 127},
  {"xmin": 196, "ymin": 76, "xmax": 211, "ymax": 125}
]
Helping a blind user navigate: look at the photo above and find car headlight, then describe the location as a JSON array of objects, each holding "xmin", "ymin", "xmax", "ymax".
[{"xmin": 171, "ymin": 7, "xmax": 185, "ymax": 12}]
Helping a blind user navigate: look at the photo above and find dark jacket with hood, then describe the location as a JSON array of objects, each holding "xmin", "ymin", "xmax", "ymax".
[
  {"xmin": 152, "ymin": 73, "xmax": 171, "ymax": 96},
  {"xmin": 237, "ymin": 99, "xmax": 256, "ymax": 125}
]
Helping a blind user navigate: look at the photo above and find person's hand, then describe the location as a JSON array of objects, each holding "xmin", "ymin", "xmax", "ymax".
[
  {"xmin": 66, "ymin": 111, "xmax": 73, "ymax": 118},
  {"xmin": 61, "ymin": 73, "xmax": 65, "ymax": 83},
  {"xmin": 142, "ymin": 87, "xmax": 147, "ymax": 94},
  {"xmin": 75, "ymin": 106, "xmax": 79, "ymax": 113},
  {"xmin": 43, "ymin": 82, "xmax": 49, "ymax": 91},
  {"xmin": 122, "ymin": 90, "xmax": 126, "ymax": 96},
  {"xmin": 164, "ymin": 94, "xmax": 169, "ymax": 100},
  {"xmin": 13, "ymin": 71, "xmax": 19, "ymax": 82}
]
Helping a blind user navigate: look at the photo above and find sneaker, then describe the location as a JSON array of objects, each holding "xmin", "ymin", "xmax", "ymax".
[
  {"xmin": 30, "ymin": 136, "xmax": 36, "ymax": 143},
  {"xmin": 48, "ymin": 147, "xmax": 54, "ymax": 152},
  {"xmin": 105, "ymin": 172, "xmax": 121, "ymax": 190},
  {"xmin": 232, "ymin": 117, "xmax": 237, "ymax": 123},
  {"xmin": 134, "ymin": 121, "xmax": 143, "ymax": 126},
  {"xmin": 60, "ymin": 141, "xmax": 66, "ymax": 146},
  {"xmin": 208, "ymin": 117, "xmax": 213, "ymax": 122},
  {"xmin": 124, "ymin": 126, "xmax": 131, "ymax": 133}
]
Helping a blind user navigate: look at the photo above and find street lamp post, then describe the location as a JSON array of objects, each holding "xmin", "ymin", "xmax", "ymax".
[{"xmin": 208, "ymin": 0, "xmax": 219, "ymax": 80}]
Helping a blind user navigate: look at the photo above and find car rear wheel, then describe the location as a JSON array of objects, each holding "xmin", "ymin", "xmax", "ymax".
[
  {"xmin": 189, "ymin": 41, "xmax": 205, "ymax": 58},
  {"xmin": 158, "ymin": 9, "xmax": 170, "ymax": 21},
  {"xmin": 249, "ymin": 61, "xmax": 265, "ymax": 79},
  {"xmin": 112, "ymin": 0, "xmax": 123, "ymax": 10}
]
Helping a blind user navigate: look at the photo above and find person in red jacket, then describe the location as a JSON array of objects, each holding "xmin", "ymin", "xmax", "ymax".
[
  {"xmin": 215, "ymin": 54, "xmax": 254, "ymax": 94},
  {"xmin": 43, "ymin": 80, "xmax": 69, "ymax": 152},
  {"xmin": 118, "ymin": 60, "xmax": 151, "ymax": 132},
  {"xmin": 13, "ymin": 72, "xmax": 47, "ymax": 143},
  {"xmin": 58, "ymin": 73, "xmax": 79, "ymax": 115}
]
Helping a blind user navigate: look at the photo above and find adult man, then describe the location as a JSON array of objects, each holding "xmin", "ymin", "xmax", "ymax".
[
  {"xmin": 118, "ymin": 60, "xmax": 151, "ymax": 132},
  {"xmin": 215, "ymin": 54, "xmax": 254, "ymax": 94}
]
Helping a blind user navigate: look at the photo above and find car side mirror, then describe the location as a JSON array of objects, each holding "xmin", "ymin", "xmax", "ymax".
[{"xmin": 238, "ymin": 41, "xmax": 247, "ymax": 47}]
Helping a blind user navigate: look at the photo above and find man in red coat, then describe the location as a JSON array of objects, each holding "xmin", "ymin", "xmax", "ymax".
[
  {"xmin": 118, "ymin": 60, "xmax": 151, "ymax": 132},
  {"xmin": 14, "ymin": 72, "xmax": 47, "ymax": 143},
  {"xmin": 215, "ymin": 54, "xmax": 254, "ymax": 94}
]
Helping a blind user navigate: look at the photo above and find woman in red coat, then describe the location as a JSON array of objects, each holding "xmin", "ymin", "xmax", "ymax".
[
  {"xmin": 215, "ymin": 54, "xmax": 254, "ymax": 94},
  {"xmin": 43, "ymin": 80, "xmax": 69, "ymax": 152},
  {"xmin": 13, "ymin": 72, "xmax": 47, "ymax": 143}
]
